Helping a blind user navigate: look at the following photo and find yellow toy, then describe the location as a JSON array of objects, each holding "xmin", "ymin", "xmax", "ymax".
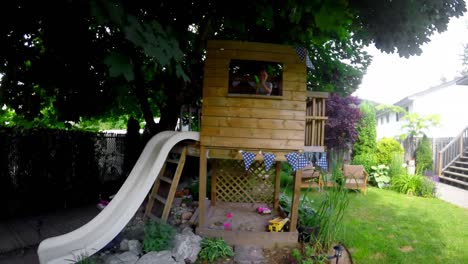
[{"xmin": 268, "ymin": 217, "xmax": 289, "ymax": 232}]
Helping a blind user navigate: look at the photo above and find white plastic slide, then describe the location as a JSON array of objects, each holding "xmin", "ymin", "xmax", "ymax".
[{"xmin": 38, "ymin": 131, "xmax": 200, "ymax": 264}]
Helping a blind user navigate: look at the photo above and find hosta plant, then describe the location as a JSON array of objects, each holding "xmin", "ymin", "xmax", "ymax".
[{"xmin": 370, "ymin": 164, "xmax": 390, "ymax": 188}]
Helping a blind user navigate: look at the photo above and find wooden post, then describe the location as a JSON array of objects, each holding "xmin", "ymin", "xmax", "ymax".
[
  {"xmin": 438, "ymin": 152, "xmax": 443, "ymax": 176},
  {"xmin": 211, "ymin": 160, "xmax": 218, "ymax": 206},
  {"xmin": 198, "ymin": 146, "xmax": 207, "ymax": 227},
  {"xmin": 460, "ymin": 137, "xmax": 464, "ymax": 157},
  {"xmin": 289, "ymin": 169, "xmax": 302, "ymax": 232},
  {"xmin": 273, "ymin": 162, "xmax": 282, "ymax": 210}
]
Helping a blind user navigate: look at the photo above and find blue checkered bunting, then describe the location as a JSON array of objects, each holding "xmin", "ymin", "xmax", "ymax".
[
  {"xmin": 262, "ymin": 152, "xmax": 276, "ymax": 171},
  {"xmin": 241, "ymin": 151, "xmax": 257, "ymax": 171},
  {"xmin": 316, "ymin": 153, "xmax": 328, "ymax": 171},
  {"xmin": 285, "ymin": 152, "xmax": 311, "ymax": 171},
  {"xmin": 295, "ymin": 46, "xmax": 315, "ymax": 70},
  {"xmin": 297, "ymin": 153, "xmax": 310, "ymax": 170},
  {"xmin": 285, "ymin": 152, "xmax": 299, "ymax": 171}
]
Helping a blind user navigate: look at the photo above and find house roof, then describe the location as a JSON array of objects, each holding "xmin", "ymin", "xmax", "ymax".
[
  {"xmin": 393, "ymin": 75, "xmax": 468, "ymax": 107},
  {"xmin": 375, "ymin": 75, "xmax": 468, "ymax": 118}
]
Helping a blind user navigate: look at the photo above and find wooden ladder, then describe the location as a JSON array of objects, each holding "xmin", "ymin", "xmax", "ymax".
[{"xmin": 144, "ymin": 146, "xmax": 187, "ymax": 223}]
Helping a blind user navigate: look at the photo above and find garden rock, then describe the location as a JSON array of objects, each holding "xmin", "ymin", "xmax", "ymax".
[
  {"xmin": 181, "ymin": 212, "xmax": 193, "ymax": 220},
  {"xmin": 120, "ymin": 239, "xmax": 130, "ymax": 251},
  {"xmin": 234, "ymin": 245, "xmax": 265, "ymax": 264},
  {"xmin": 172, "ymin": 227, "xmax": 202, "ymax": 263},
  {"xmin": 105, "ymin": 251, "xmax": 139, "ymax": 264},
  {"xmin": 136, "ymin": 251, "xmax": 184, "ymax": 264},
  {"xmin": 128, "ymin": 239, "xmax": 142, "ymax": 255}
]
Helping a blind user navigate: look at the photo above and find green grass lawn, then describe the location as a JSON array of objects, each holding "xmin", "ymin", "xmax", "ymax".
[{"xmin": 300, "ymin": 187, "xmax": 468, "ymax": 264}]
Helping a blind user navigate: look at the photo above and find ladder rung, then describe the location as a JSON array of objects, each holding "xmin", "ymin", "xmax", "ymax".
[
  {"xmin": 151, "ymin": 194, "xmax": 167, "ymax": 204},
  {"xmin": 166, "ymin": 158, "xmax": 179, "ymax": 164},
  {"xmin": 159, "ymin": 176, "xmax": 173, "ymax": 184},
  {"xmin": 148, "ymin": 213, "xmax": 160, "ymax": 222}
]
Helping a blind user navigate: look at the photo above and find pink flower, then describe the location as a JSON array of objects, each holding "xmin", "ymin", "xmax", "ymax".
[
  {"xmin": 226, "ymin": 212, "xmax": 233, "ymax": 218},
  {"xmin": 223, "ymin": 222, "xmax": 232, "ymax": 229}
]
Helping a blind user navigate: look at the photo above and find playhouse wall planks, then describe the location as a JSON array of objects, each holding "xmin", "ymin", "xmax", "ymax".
[{"xmin": 201, "ymin": 40, "xmax": 306, "ymax": 150}]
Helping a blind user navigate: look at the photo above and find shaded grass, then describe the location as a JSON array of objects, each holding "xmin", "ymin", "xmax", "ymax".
[{"xmin": 299, "ymin": 187, "xmax": 468, "ymax": 264}]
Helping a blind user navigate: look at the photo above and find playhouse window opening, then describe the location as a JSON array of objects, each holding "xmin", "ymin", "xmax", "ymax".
[{"xmin": 228, "ymin": 59, "xmax": 283, "ymax": 96}]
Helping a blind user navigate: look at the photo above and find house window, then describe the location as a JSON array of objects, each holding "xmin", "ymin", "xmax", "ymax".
[
  {"xmin": 386, "ymin": 114, "xmax": 389, "ymax": 123},
  {"xmin": 396, "ymin": 113, "xmax": 400, "ymax": 122}
]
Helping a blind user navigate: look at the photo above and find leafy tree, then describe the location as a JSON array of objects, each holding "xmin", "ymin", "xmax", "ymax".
[
  {"xmin": 376, "ymin": 138, "xmax": 404, "ymax": 165},
  {"xmin": 325, "ymin": 94, "xmax": 361, "ymax": 150},
  {"xmin": 416, "ymin": 135, "xmax": 433, "ymax": 172},
  {"xmin": 0, "ymin": 0, "xmax": 465, "ymax": 133},
  {"xmin": 353, "ymin": 102, "xmax": 377, "ymax": 157}
]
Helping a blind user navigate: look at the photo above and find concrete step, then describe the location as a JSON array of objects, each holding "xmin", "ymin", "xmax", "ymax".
[
  {"xmin": 443, "ymin": 170, "xmax": 468, "ymax": 180},
  {"xmin": 439, "ymin": 175, "xmax": 468, "ymax": 187}
]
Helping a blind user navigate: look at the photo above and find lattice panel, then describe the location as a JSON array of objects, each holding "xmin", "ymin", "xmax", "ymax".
[{"xmin": 215, "ymin": 160, "xmax": 275, "ymax": 203}]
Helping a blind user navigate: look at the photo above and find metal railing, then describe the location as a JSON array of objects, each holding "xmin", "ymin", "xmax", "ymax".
[{"xmin": 438, "ymin": 125, "xmax": 468, "ymax": 176}]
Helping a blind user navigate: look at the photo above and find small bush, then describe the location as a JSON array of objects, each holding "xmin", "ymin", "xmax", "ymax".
[
  {"xmin": 391, "ymin": 173, "xmax": 435, "ymax": 197},
  {"xmin": 143, "ymin": 220, "xmax": 176, "ymax": 252},
  {"xmin": 388, "ymin": 153, "xmax": 405, "ymax": 177},
  {"xmin": 416, "ymin": 135, "xmax": 433, "ymax": 172},
  {"xmin": 352, "ymin": 152, "xmax": 378, "ymax": 173},
  {"xmin": 198, "ymin": 238, "xmax": 234, "ymax": 262},
  {"xmin": 376, "ymin": 138, "xmax": 404, "ymax": 165}
]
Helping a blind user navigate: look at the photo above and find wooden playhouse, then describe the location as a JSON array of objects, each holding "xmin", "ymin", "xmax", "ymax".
[{"xmin": 196, "ymin": 40, "xmax": 328, "ymax": 247}]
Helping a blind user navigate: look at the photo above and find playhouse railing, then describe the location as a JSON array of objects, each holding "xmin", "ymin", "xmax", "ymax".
[
  {"xmin": 438, "ymin": 125, "xmax": 468, "ymax": 176},
  {"xmin": 305, "ymin": 91, "xmax": 328, "ymax": 152}
]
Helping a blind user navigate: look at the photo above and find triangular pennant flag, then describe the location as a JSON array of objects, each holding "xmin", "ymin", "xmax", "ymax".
[
  {"xmin": 285, "ymin": 152, "xmax": 299, "ymax": 171},
  {"xmin": 241, "ymin": 151, "xmax": 257, "ymax": 171},
  {"xmin": 295, "ymin": 46, "xmax": 315, "ymax": 70},
  {"xmin": 285, "ymin": 152, "xmax": 311, "ymax": 171},
  {"xmin": 262, "ymin": 152, "xmax": 276, "ymax": 171},
  {"xmin": 297, "ymin": 153, "xmax": 310, "ymax": 171},
  {"xmin": 316, "ymin": 152, "xmax": 328, "ymax": 171}
]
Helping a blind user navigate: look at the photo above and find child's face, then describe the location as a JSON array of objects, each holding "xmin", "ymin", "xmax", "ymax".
[{"xmin": 260, "ymin": 70, "xmax": 268, "ymax": 79}]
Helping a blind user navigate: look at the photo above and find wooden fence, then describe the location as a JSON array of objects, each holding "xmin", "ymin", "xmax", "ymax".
[{"xmin": 399, "ymin": 137, "xmax": 454, "ymax": 173}]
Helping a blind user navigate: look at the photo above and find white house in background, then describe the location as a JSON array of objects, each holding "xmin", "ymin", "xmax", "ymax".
[{"xmin": 376, "ymin": 76, "xmax": 468, "ymax": 139}]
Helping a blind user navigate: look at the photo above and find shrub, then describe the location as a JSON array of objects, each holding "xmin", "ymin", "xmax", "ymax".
[
  {"xmin": 198, "ymin": 238, "xmax": 234, "ymax": 262},
  {"xmin": 376, "ymin": 138, "xmax": 404, "ymax": 165},
  {"xmin": 388, "ymin": 153, "xmax": 405, "ymax": 177},
  {"xmin": 143, "ymin": 220, "xmax": 176, "ymax": 252},
  {"xmin": 351, "ymin": 152, "xmax": 378, "ymax": 173},
  {"xmin": 325, "ymin": 94, "xmax": 362, "ymax": 150},
  {"xmin": 280, "ymin": 163, "xmax": 294, "ymax": 189},
  {"xmin": 391, "ymin": 173, "xmax": 435, "ymax": 197},
  {"xmin": 369, "ymin": 165, "xmax": 390, "ymax": 188},
  {"xmin": 416, "ymin": 135, "xmax": 433, "ymax": 172},
  {"xmin": 353, "ymin": 102, "xmax": 377, "ymax": 157}
]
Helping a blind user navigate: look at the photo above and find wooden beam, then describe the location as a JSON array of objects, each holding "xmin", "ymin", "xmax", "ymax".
[
  {"xmin": 211, "ymin": 160, "xmax": 218, "ymax": 206},
  {"xmin": 198, "ymin": 146, "xmax": 207, "ymax": 227},
  {"xmin": 303, "ymin": 146, "xmax": 325, "ymax": 152},
  {"xmin": 306, "ymin": 91, "xmax": 329, "ymax": 98},
  {"xmin": 290, "ymin": 169, "xmax": 302, "ymax": 232},
  {"xmin": 274, "ymin": 162, "xmax": 282, "ymax": 210}
]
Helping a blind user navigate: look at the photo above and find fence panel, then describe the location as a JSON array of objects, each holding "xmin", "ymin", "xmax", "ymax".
[{"xmin": 0, "ymin": 128, "xmax": 128, "ymax": 219}]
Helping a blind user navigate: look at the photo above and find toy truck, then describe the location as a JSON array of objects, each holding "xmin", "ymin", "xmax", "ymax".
[{"xmin": 268, "ymin": 217, "xmax": 289, "ymax": 232}]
